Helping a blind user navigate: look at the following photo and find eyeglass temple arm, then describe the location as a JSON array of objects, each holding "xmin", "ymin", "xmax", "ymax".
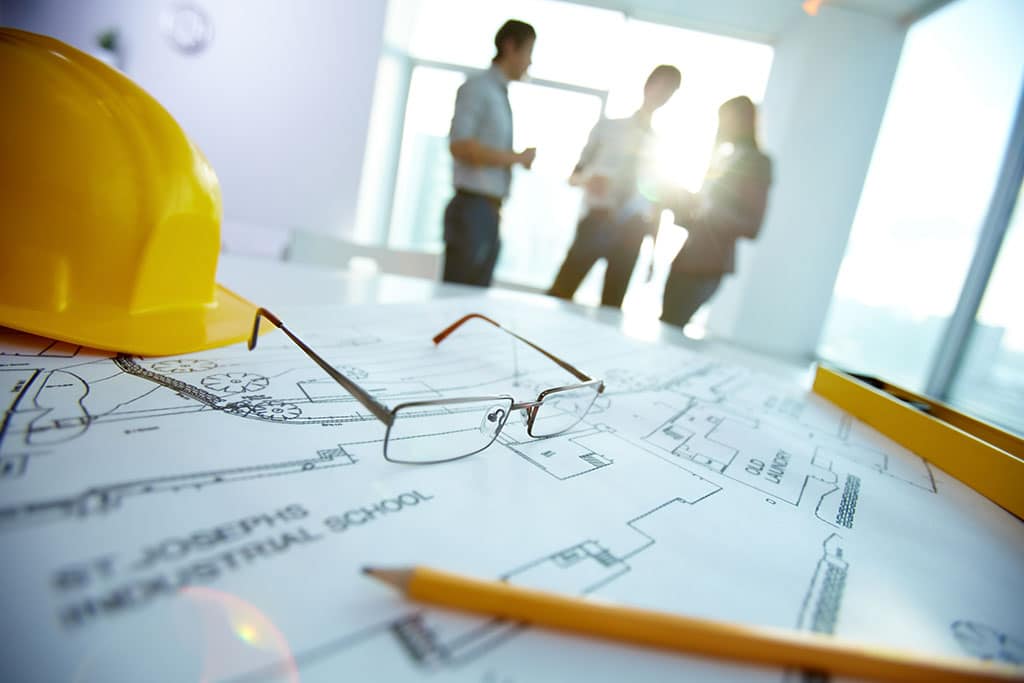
[
  {"xmin": 433, "ymin": 313, "xmax": 600, "ymax": 387},
  {"xmin": 248, "ymin": 308, "xmax": 393, "ymax": 424}
]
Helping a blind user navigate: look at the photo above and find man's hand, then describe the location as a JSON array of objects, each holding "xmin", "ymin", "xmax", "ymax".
[
  {"xmin": 669, "ymin": 188, "xmax": 699, "ymax": 222},
  {"xmin": 517, "ymin": 147, "xmax": 537, "ymax": 170},
  {"xmin": 585, "ymin": 174, "xmax": 610, "ymax": 198},
  {"xmin": 450, "ymin": 141, "xmax": 535, "ymax": 169}
]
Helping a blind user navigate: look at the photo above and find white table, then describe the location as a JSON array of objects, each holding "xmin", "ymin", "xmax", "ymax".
[
  {"xmin": 217, "ymin": 253, "xmax": 813, "ymax": 384},
  {"xmin": 4, "ymin": 254, "xmax": 1019, "ymax": 683}
]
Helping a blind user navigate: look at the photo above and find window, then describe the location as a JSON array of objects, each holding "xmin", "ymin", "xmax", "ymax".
[
  {"xmin": 947, "ymin": 180, "xmax": 1024, "ymax": 433},
  {"xmin": 818, "ymin": 0, "xmax": 1024, "ymax": 390},
  {"xmin": 401, "ymin": 0, "xmax": 624, "ymax": 90},
  {"xmin": 362, "ymin": 0, "xmax": 773, "ymax": 307},
  {"xmin": 387, "ymin": 68, "xmax": 605, "ymax": 292},
  {"xmin": 387, "ymin": 66, "xmax": 465, "ymax": 251},
  {"xmin": 497, "ymin": 82, "xmax": 604, "ymax": 288}
]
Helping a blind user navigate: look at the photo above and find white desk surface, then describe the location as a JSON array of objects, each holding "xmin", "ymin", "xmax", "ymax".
[
  {"xmin": 3, "ymin": 253, "xmax": 1021, "ymax": 683},
  {"xmin": 217, "ymin": 252, "xmax": 813, "ymax": 385}
]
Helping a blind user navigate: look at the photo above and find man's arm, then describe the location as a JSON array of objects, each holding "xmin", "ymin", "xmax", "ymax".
[
  {"xmin": 449, "ymin": 80, "xmax": 534, "ymax": 169},
  {"xmin": 569, "ymin": 119, "xmax": 611, "ymax": 197},
  {"xmin": 450, "ymin": 139, "xmax": 534, "ymax": 168},
  {"xmin": 569, "ymin": 118, "xmax": 603, "ymax": 185}
]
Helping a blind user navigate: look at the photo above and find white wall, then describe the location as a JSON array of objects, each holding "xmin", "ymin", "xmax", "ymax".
[
  {"xmin": 3, "ymin": 0, "xmax": 385, "ymax": 238},
  {"xmin": 707, "ymin": 6, "xmax": 906, "ymax": 359},
  {"xmin": 5, "ymin": 0, "xmax": 908, "ymax": 359}
]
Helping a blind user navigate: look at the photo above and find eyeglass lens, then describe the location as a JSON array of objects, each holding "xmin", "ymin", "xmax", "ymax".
[
  {"xmin": 529, "ymin": 384, "xmax": 601, "ymax": 438},
  {"xmin": 384, "ymin": 397, "xmax": 514, "ymax": 464}
]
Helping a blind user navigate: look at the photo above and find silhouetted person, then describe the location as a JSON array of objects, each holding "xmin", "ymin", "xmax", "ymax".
[
  {"xmin": 443, "ymin": 19, "xmax": 537, "ymax": 287},
  {"xmin": 548, "ymin": 65, "xmax": 681, "ymax": 308},
  {"xmin": 660, "ymin": 96, "xmax": 772, "ymax": 327}
]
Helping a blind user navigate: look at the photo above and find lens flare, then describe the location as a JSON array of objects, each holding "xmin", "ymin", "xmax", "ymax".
[
  {"xmin": 803, "ymin": 0, "xmax": 823, "ymax": 16},
  {"xmin": 69, "ymin": 588, "xmax": 299, "ymax": 682},
  {"xmin": 181, "ymin": 586, "xmax": 299, "ymax": 683},
  {"xmin": 236, "ymin": 622, "xmax": 259, "ymax": 644}
]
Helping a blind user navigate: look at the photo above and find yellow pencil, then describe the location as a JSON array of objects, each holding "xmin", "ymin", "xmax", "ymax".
[{"xmin": 363, "ymin": 566, "xmax": 1023, "ymax": 682}]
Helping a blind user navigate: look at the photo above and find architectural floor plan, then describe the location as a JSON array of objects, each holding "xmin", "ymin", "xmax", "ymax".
[{"xmin": 1, "ymin": 297, "xmax": 1021, "ymax": 682}]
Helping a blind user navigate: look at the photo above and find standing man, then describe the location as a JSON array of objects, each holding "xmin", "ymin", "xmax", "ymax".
[
  {"xmin": 547, "ymin": 65, "xmax": 681, "ymax": 308},
  {"xmin": 443, "ymin": 19, "xmax": 537, "ymax": 286}
]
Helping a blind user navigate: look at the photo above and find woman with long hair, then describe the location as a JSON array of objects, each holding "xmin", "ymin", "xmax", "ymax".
[{"xmin": 661, "ymin": 96, "xmax": 772, "ymax": 328}]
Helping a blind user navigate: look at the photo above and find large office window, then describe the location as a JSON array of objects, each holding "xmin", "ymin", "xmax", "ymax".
[
  {"xmin": 387, "ymin": 66, "xmax": 466, "ymax": 251},
  {"xmin": 818, "ymin": 0, "xmax": 1024, "ymax": 391},
  {"xmin": 360, "ymin": 0, "xmax": 773, "ymax": 306},
  {"xmin": 385, "ymin": 66, "xmax": 604, "ymax": 293},
  {"xmin": 499, "ymin": 83, "xmax": 604, "ymax": 288},
  {"xmin": 947, "ymin": 180, "xmax": 1024, "ymax": 433}
]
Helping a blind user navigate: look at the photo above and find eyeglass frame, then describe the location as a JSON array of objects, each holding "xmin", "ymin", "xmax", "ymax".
[{"xmin": 248, "ymin": 309, "xmax": 605, "ymax": 464}]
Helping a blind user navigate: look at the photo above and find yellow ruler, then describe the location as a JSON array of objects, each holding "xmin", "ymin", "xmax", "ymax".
[{"xmin": 812, "ymin": 365, "xmax": 1024, "ymax": 519}]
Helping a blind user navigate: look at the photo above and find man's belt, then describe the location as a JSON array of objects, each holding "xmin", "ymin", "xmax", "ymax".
[{"xmin": 455, "ymin": 189, "xmax": 503, "ymax": 209}]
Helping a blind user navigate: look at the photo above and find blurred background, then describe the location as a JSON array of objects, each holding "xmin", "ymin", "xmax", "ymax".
[{"xmin": 2, "ymin": 0, "xmax": 1022, "ymax": 434}]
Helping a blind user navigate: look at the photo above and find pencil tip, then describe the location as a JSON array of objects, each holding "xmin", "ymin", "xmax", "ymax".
[{"xmin": 361, "ymin": 566, "xmax": 411, "ymax": 591}]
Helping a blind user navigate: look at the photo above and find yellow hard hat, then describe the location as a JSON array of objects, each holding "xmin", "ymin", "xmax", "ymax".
[{"xmin": 0, "ymin": 28, "xmax": 256, "ymax": 356}]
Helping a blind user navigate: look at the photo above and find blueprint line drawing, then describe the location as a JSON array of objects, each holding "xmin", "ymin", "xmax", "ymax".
[
  {"xmin": 0, "ymin": 448, "xmax": 358, "ymax": 530},
  {"xmin": 231, "ymin": 493, "xmax": 722, "ymax": 683},
  {"xmin": 0, "ymin": 329, "xmax": 83, "ymax": 358},
  {"xmin": 0, "ymin": 325, "xmax": 713, "ymax": 528},
  {"xmin": 638, "ymin": 394, "xmax": 935, "ymax": 536},
  {"xmin": 795, "ymin": 534, "xmax": 849, "ymax": 636},
  {"xmin": 496, "ymin": 419, "xmax": 620, "ymax": 481},
  {"xmin": 1, "ymin": 297, "xmax": 1022, "ymax": 683},
  {"xmin": 832, "ymin": 475, "xmax": 860, "ymax": 529},
  {"xmin": 0, "ymin": 367, "xmax": 41, "ymax": 449},
  {"xmin": 951, "ymin": 620, "xmax": 1024, "ymax": 665}
]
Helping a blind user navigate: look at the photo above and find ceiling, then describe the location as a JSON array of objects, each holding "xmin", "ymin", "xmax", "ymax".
[
  {"xmin": 831, "ymin": 0, "xmax": 947, "ymax": 20},
  {"xmin": 564, "ymin": 0, "xmax": 953, "ymax": 42}
]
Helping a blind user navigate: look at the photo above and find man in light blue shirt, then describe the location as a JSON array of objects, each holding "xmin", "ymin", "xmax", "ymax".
[{"xmin": 443, "ymin": 20, "xmax": 537, "ymax": 286}]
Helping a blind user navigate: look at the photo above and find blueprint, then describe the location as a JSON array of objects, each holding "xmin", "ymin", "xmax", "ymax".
[{"xmin": 1, "ymin": 296, "xmax": 1022, "ymax": 682}]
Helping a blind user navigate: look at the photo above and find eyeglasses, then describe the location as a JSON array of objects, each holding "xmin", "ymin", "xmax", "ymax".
[{"xmin": 248, "ymin": 309, "xmax": 604, "ymax": 464}]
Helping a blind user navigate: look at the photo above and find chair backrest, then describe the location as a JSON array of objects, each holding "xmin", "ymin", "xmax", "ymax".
[
  {"xmin": 286, "ymin": 230, "xmax": 442, "ymax": 281},
  {"xmin": 220, "ymin": 219, "xmax": 292, "ymax": 260}
]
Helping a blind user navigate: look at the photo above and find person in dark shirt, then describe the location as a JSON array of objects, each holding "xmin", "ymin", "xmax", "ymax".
[{"xmin": 660, "ymin": 96, "xmax": 772, "ymax": 327}]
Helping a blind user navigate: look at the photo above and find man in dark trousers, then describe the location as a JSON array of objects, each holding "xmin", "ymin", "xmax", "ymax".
[
  {"xmin": 443, "ymin": 19, "xmax": 537, "ymax": 286},
  {"xmin": 547, "ymin": 65, "xmax": 681, "ymax": 308}
]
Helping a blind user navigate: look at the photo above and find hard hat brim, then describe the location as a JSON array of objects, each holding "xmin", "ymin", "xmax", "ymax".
[{"xmin": 0, "ymin": 285, "xmax": 260, "ymax": 356}]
